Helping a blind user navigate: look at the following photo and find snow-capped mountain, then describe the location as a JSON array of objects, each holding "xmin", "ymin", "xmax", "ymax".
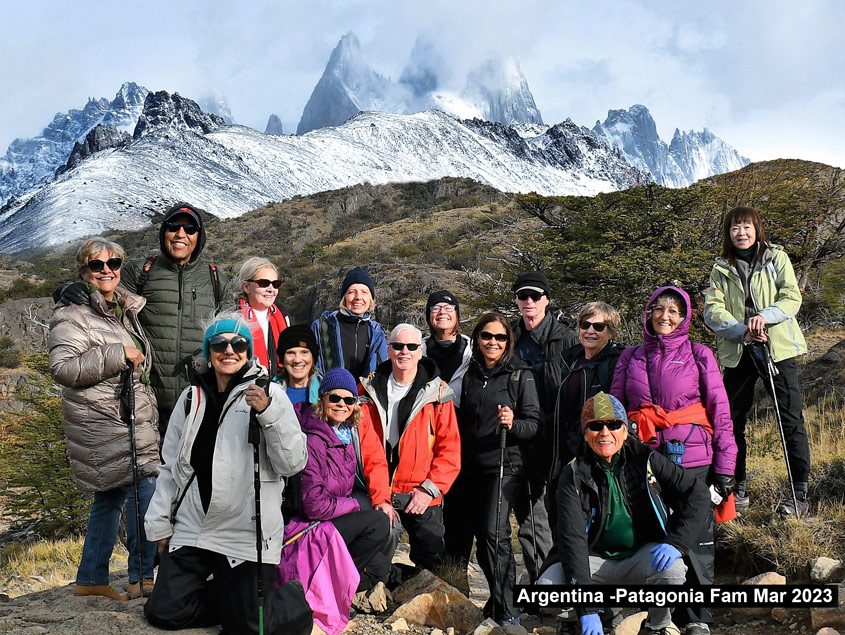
[
  {"xmin": 197, "ymin": 93, "xmax": 236, "ymax": 124},
  {"xmin": 296, "ymin": 32, "xmax": 543, "ymax": 134},
  {"xmin": 0, "ymin": 93, "xmax": 647, "ymax": 253},
  {"xmin": 0, "ymin": 82, "xmax": 149, "ymax": 208},
  {"xmin": 591, "ymin": 105, "xmax": 748, "ymax": 187},
  {"xmin": 264, "ymin": 114, "xmax": 284, "ymax": 135}
]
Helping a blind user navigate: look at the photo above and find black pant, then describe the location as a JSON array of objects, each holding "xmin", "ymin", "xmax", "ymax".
[
  {"xmin": 724, "ymin": 349, "xmax": 810, "ymax": 484},
  {"xmin": 332, "ymin": 509, "xmax": 391, "ymax": 591},
  {"xmin": 144, "ymin": 545, "xmax": 307, "ymax": 634},
  {"xmin": 398, "ymin": 504, "xmax": 446, "ymax": 571}
]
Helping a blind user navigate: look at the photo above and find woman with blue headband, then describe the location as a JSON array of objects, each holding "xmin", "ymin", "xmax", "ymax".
[{"xmin": 144, "ymin": 312, "xmax": 310, "ymax": 634}]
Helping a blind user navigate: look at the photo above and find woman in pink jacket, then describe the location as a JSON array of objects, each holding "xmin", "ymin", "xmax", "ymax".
[{"xmin": 611, "ymin": 285, "xmax": 737, "ymax": 635}]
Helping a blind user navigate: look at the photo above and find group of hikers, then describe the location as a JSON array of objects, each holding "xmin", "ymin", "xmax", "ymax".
[{"xmin": 47, "ymin": 202, "xmax": 810, "ymax": 635}]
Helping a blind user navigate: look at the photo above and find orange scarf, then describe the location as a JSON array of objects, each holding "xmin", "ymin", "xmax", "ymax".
[{"xmin": 629, "ymin": 401, "xmax": 712, "ymax": 446}]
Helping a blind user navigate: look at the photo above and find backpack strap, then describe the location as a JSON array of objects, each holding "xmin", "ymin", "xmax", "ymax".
[
  {"xmin": 208, "ymin": 264, "xmax": 221, "ymax": 311},
  {"xmin": 507, "ymin": 368, "xmax": 522, "ymax": 407},
  {"xmin": 136, "ymin": 256, "xmax": 157, "ymax": 296}
]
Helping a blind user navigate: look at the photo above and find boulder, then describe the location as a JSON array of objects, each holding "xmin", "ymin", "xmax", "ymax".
[
  {"xmin": 812, "ymin": 558, "xmax": 844, "ymax": 583},
  {"xmin": 471, "ymin": 618, "xmax": 505, "ymax": 634},
  {"xmin": 811, "ymin": 582, "xmax": 845, "ymax": 631},
  {"xmin": 390, "ymin": 617, "xmax": 409, "ymax": 632},
  {"xmin": 815, "ymin": 628, "xmax": 841, "ymax": 635},
  {"xmin": 731, "ymin": 572, "xmax": 787, "ymax": 622},
  {"xmin": 387, "ymin": 587, "xmax": 483, "ymax": 633},
  {"xmin": 615, "ymin": 611, "xmax": 648, "ymax": 635}
]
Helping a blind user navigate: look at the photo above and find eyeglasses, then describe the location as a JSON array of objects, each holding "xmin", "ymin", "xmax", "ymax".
[
  {"xmin": 248, "ymin": 278, "xmax": 282, "ymax": 289},
  {"xmin": 389, "ymin": 342, "xmax": 421, "ymax": 351},
  {"xmin": 208, "ymin": 335, "xmax": 250, "ymax": 354},
  {"xmin": 327, "ymin": 393, "xmax": 357, "ymax": 406},
  {"xmin": 479, "ymin": 331, "xmax": 508, "ymax": 343},
  {"xmin": 164, "ymin": 222, "xmax": 199, "ymax": 235},
  {"xmin": 85, "ymin": 257, "xmax": 123, "ymax": 273},
  {"xmin": 516, "ymin": 290, "xmax": 545, "ymax": 302},
  {"xmin": 430, "ymin": 304, "xmax": 456, "ymax": 314},
  {"xmin": 586, "ymin": 420, "xmax": 625, "ymax": 432},
  {"xmin": 579, "ymin": 320, "xmax": 608, "ymax": 332}
]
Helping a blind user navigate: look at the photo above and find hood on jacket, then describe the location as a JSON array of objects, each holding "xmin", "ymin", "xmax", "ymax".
[
  {"xmin": 294, "ymin": 401, "xmax": 341, "ymax": 445},
  {"xmin": 158, "ymin": 202, "xmax": 207, "ymax": 264},
  {"xmin": 643, "ymin": 285, "xmax": 691, "ymax": 344}
]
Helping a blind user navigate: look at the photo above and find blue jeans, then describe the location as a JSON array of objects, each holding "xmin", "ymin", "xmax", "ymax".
[{"xmin": 76, "ymin": 476, "xmax": 157, "ymax": 585}]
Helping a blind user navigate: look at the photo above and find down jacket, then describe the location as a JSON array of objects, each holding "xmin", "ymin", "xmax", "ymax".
[
  {"xmin": 311, "ymin": 310, "xmax": 387, "ymax": 378},
  {"xmin": 48, "ymin": 286, "xmax": 159, "ymax": 493},
  {"xmin": 144, "ymin": 358, "xmax": 307, "ymax": 565},
  {"xmin": 610, "ymin": 286, "xmax": 736, "ymax": 475}
]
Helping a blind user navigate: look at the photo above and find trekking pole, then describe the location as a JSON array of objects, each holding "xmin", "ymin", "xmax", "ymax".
[
  {"xmin": 752, "ymin": 341, "xmax": 801, "ymax": 518},
  {"xmin": 525, "ymin": 479, "xmax": 540, "ymax": 581},
  {"xmin": 249, "ymin": 398, "xmax": 265, "ymax": 635},
  {"xmin": 493, "ymin": 423, "xmax": 508, "ymax": 613},
  {"xmin": 122, "ymin": 362, "xmax": 144, "ymax": 596}
]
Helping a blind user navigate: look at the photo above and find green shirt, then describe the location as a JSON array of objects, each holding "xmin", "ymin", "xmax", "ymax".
[{"xmin": 593, "ymin": 456, "xmax": 636, "ymax": 560}]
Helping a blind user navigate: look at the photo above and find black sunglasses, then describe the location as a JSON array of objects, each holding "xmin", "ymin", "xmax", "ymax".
[
  {"xmin": 579, "ymin": 320, "xmax": 608, "ymax": 332},
  {"xmin": 389, "ymin": 342, "xmax": 421, "ymax": 351},
  {"xmin": 248, "ymin": 278, "xmax": 282, "ymax": 288},
  {"xmin": 479, "ymin": 331, "xmax": 508, "ymax": 343},
  {"xmin": 164, "ymin": 222, "xmax": 199, "ymax": 235},
  {"xmin": 586, "ymin": 420, "xmax": 625, "ymax": 432},
  {"xmin": 516, "ymin": 290, "xmax": 545, "ymax": 302},
  {"xmin": 208, "ymin": 335, "xmax": 250, "ymax": 354},
  {"xmin": 327, "ymin": 393, "xmax": 357, "ymax": 406},
  {"xmin": 85, "ymin": 257, "xmax": 122, "ymax": 273}
]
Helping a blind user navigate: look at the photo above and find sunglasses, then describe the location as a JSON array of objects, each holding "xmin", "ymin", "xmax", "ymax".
[
  {"xmin": 327, "ymin": 393, "xmax": 357, "ymax": 406},
  {"xmin": 586, "ymin": 420, "xmax": 625, "ymax": 432},
  {"xmin": 516, "ymin": 290, "xmax": 544, "ymax": 302},
  {"xmin": 208, "ymin": 335, "xmax": 250, "ymax": 354},
  {"xmin": 85, "ymin": 257, "xmax": 123, "ymax": 273},
  {"xmin": 248, "ymin": 278, "xmax": 282, "ymax": 289},
  {"xmin": 164, "ymin": 222, "xmax": 199, "ymax": 235},
  {"xmin": 389, "ymin": 342, "xmax": 421, "ymax": 352},
  {"xmin": 579, "ymin": 320, "xmax": 608, "ymax": 332},
  {"xmin": 479, "ymin": 331, "xmax": 508, "ymax": 343}
]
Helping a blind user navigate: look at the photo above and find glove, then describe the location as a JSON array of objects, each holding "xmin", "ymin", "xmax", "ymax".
[
  {"xmin": 52, "ymin": 281, "xmax": 90, "ymax": 307},
  {"xmin": 649, "ymin": 543, "xmax": 682, "ymax": 572},
  {"xmin": 713, "ymin": 474, "xmax": 736, "ymax": 500},
  {"xmin": 580, "ymin": 613, "xmax": 604, "ymax": 635}
]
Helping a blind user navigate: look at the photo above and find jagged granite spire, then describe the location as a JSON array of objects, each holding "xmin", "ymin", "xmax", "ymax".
[
  {"xmin": 133, "ymin": 91, "xmax": 225, "ymax": 139},
  {"xmin": 265, "ymin": 114, "xmax": 284, "ymax": 135}
]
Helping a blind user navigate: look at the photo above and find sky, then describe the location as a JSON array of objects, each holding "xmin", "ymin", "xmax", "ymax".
[{"xmin": 1, "ymin": 0, "xmax": 843, "ymax": 168}]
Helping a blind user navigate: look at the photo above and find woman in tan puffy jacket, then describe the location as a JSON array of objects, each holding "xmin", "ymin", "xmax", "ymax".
[{"xmin": 48, "ymin": 237, "xmax": 159, "ymax": 601}]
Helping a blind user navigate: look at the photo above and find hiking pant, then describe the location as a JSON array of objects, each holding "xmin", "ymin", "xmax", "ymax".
[
  {"xmin": 332, "ymin": 509, "xmax": 391, "ymax": 591},
  {"xmin": 513, "ymin": 478, "xmax": 553, "ymax": 583}
]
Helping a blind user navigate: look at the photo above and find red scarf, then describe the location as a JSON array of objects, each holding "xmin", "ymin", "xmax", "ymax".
[{"xmin": 240, "ymin": 298, "xmax": 287, "ymax": 370}]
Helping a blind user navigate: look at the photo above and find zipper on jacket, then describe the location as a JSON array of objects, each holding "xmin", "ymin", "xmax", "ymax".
[{"xmin": 175, "ymin": 267, "xmax": 184, "ymax": 364}]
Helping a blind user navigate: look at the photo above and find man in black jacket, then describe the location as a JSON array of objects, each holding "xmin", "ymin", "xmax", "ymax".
[{"xmin": 548, "ymin": 392, "xmax": 708, "ymax": 635}]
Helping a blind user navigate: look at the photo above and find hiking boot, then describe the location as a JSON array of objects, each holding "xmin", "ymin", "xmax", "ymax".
[
  {"xmin": 73, "ymin": 584, "xmax": 128, "ymax": 601},
  {"xmin": 734, "ymin": 493, "xmax": 750, "ymax": 510},
  {"xmin": 684, "ymin": 623, "xmax": 711, "ymax": 635},
  {"xmin": 638, "ymin": 619, "xmax": 681, "ymax": 634},
  {"xmin": 127, "ymin": 578, "xmax": 155, "ymax": 599},
  {"xmin": 778, "ymin": 496, "xmax": 809, "ymax": 516}
]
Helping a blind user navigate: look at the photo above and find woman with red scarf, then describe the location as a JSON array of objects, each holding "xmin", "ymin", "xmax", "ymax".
[{"xmin": 234, "ymin": 257, "xmax": 288, "ymax": 377}]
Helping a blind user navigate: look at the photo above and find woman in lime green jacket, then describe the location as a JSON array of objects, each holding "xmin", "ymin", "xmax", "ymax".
[{"xmin": 704, "ymin": 205, "xmax": 809, "ymax": 516}]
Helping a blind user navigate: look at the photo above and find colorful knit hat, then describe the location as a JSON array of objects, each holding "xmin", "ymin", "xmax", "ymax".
[{"xmin": 581, "ymin": 391, "xmax": 629, "ymax": 432}]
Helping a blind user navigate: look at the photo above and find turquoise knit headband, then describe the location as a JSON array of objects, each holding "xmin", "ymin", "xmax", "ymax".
[{"xmin": 203, "ymin": 319, "xmax": 253, "ymax": 359}]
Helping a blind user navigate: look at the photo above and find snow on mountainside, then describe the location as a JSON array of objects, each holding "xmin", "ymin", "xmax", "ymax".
[
  {"xmin": 197, "ymin": 93, "xmax": 236, "ymax": 124},
  {"xmin": 591, "ymin": 105, "xmax": 748, "ymax": 187},
  {"xmin": 297, "ymin": 32, "xmax": 543, "ymax": 134},
  {"xmin": 0, "ymin": 97, "xmax": 647, "ymax": 253},
  {"xmin": 0, "ymin": 82, "xmax": 148, "ymax": 208}
]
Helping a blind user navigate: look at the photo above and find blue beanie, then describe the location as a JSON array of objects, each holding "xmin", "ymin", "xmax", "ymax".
[
  {"xmin": 319, "ymin": 368, "xmax": 358, "ymax": 396},
  {"xmin": 340, "ymin": 267, "xmax": 375, "ymax": 298},
  {"xmin": 203, "ymin": 319, "xmax": 253, "ymax": 360}
]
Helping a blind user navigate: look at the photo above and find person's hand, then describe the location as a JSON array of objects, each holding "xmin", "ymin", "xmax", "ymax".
[
  {"xmin": 405, "ymin": 487, "xmax": 433, "ymax": 515},
  {"xmin": 498, "ymin": 405, "xmax": 514, "ymax": 429},
  {"xmin": 244, "ymin": 383, "xmax": 271, "ymax": 412},
  {"xmin": 580, "ymin": 613, "xmax": 604, "ymax": 635},
  {"xmin": 374, "ymin": 502, "xmax": 400, "ymax": 528},
  {"xmin": 156, "ymin": 538, "xmax": 170, "ymax": 554},
  {"xmin": 713, "ymin": 474, "xmax": 736, "ymax": 500},
  {"xmin": 747, "ymin": 315, "xmax": 767, "ymax": 338},
  {"xmin": 124, "ymin": 347, "xmax": 146, "ymax": 367},
  {"xmin": 649, "ymin": 543, "xmax": 682, "ymax": 571},
  {"xmin": 53, "ymin": 281, "xmax": 90, "ymax": 307},
  {"xmin": 743, "ymin": 328, "xmax": 768, "ymax": 343}
]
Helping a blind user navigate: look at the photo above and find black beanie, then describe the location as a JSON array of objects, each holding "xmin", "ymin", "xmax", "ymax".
[
  {"xmin": 511, "ymin": 270, "xmax": 551, "ymax": 297},
  {"xmin": 425, "ymin": 289, "xmax": 461, "ymax": 321},
  {"xmin": 340, "ymin": 267, "xmax": 375, "ymax": 298},
  {"xmin": 277, "ymin": 325, "xmax": 319, "ymax": 361}
]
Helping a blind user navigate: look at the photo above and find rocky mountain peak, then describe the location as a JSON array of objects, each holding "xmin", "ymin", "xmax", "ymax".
[
  {"xmin": 133, "ymin": 91, "xmax": 225, "ymax": 139},
  {"xmin": 265, "ymin": 114, "xmax": 284, "ymax": 135},
  {"xmin": 55, "ymin": 124, "xmax": 131, "ymax": 176}
]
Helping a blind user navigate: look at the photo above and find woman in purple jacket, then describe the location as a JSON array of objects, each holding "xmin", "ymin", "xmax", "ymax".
[{"xmin": 611, "ymin": 286, "xmax": 737, "ymax": 635}]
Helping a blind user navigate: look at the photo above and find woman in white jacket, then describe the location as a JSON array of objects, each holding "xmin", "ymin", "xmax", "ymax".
[{"xmin": 144, "ymin": 314, "xmax": 308, "ymax": 634}]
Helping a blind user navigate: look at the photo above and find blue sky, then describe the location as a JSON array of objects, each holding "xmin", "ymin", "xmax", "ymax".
[{"xmin": 2, "ymin": 0, "xmax": 843, "ymax": 167}]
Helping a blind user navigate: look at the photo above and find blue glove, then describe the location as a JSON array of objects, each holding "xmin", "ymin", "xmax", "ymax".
[
  {"xmin": 649, "ymin": 543, "xmax": 682, "ymax": 571},
  {"xmin": 580, "ymin": 613, "xmax": 604, "ymax": 635}
]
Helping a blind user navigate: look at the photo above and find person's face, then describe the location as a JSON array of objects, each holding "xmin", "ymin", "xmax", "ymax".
[
  {"xmin": 388, "ymin": 330, "xmax": 422, "ymax": 374},
  {"xmin": 477, "ymin": 320, "xmax": 508, "ymax": 367},
  {"xmin": 729, "ymin": 219, "xmax": 756, "ymax": 250},
  {"xmin": 81, "ymin": 249, "xmax": 121, "ymax": 298},
  {"xmin": 585, "ymin": 419, "xmax": 628, "ymax": 464},
  {"xmin": 324, "ymin": 389, "xmax": 356, "ymax": 425},
  {"xmin": 244, "ymin": 266, "xmax": 279, "ymax": 311},
  {"xmin": 209, "ymin": 332, "xmax": 248, "ymax": 378},
  {"xmin": 515, "ymin": 289, "xmax": 549, "ymax": 322},
  {"xmin": 283, "ymin": 347, "xmax": 313, "ymax": 383},
  {"xmin": 579, "ymin": 312, "xmax": 612, "ymax": 356},
  {"xmin": 164, "ymin": 214, "xmax": 199, "ymax": 264},
  {"xmin": 650, "ymin": 299, "xmax": 683, "ymax": 335},
  {"xmin": 429, "ymin": 303, "xmax": 457, "ymax": 335},
  {"xmin": 344, "ymin": 284, "xmax": 372, "ymax": 316}
]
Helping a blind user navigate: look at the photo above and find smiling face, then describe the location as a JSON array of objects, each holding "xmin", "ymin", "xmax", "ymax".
[
  {"xmin": 244, "ymin": 265, "xmax": 279, "ymax": 311},
  {"xmin": 388, "ymin": 329, "xmax": 422, "ymax": 374},
  {"xmin": 209, "ymin": 332, "xmax": 248, "ymax": 380},
  {"xmin": 515, "ymin": 291, "xmax": 549, "ymax": 323},
  {"xmin": 283, "ymin": 346, "xmax": 314, "ymax": 387},
  {"xmin": 730, "ymin": 219, "xmax": 757, "ymax": 251},
  {"xmin": 579, "ymin": 311, "xmax": 612, "ymax": 358},
  {"xmin": 585, "ymin": 420, "xmax": 628, "ymax": 464},
  {"xmin": 323, "ymin": 389, "xmax": 356, "ymax": 425},
  {"xmin": 81, "ymin": 249, "xmax": 121, "ymax": 300},
  {"xmin": 429, "ymin": 302, "xmax": 458, "ymax": 338},
  {"xmin": 650, "ymin": 299, "xmax": 683, "ymax": 335},
  {"xmin": 164, "ymin": 214, "xmax": 199, "ymax": 264},
  {"xmin": 478, "ymin": 320, "xmax": 508, "ymax": 367},
  {"xmin": 343, "ymin": 284, "xmax": 372, "ymax": 316}
]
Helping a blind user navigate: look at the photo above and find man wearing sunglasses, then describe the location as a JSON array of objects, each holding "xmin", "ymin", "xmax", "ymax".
[
  {"xmin": 356, "ymin": 324, "xmax": 460, "ymax": 576},
  {"xmin": 509, "ymin": 270, "xmax": 578, "ymax": 584},
  {"xmin": 546, "ymin": 392, "xmax": 708, "ymax": 635}
]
